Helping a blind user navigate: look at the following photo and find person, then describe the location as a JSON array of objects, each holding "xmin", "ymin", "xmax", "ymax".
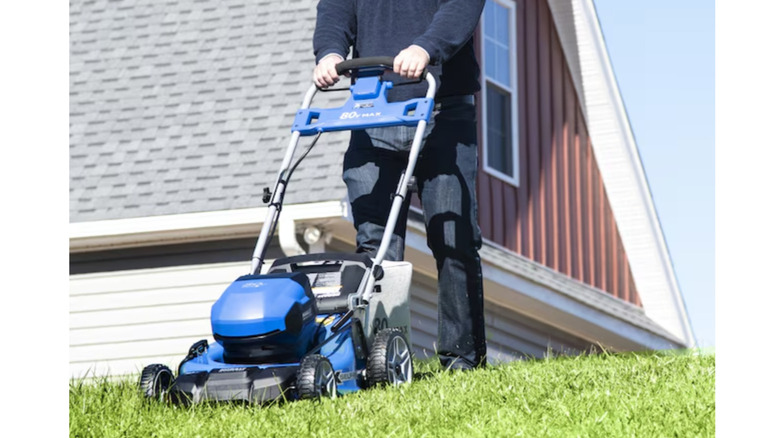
[{"xmin": 312, "ymin": 0, "xmax": 487, "ymax": 370}]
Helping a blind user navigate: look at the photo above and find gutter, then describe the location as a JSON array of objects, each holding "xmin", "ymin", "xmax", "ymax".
[{"xmin": 69, "ymin": 201, "xmax": 349, "ymax": 253}]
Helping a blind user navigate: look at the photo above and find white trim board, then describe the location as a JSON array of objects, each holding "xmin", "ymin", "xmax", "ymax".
[
  {"xmin": 544, "ymin": 0, "xmax": 695, "ymax": 346},
  {"xmin": 70, "ymin": 200, "xmax": 350, "ymax": 253}
]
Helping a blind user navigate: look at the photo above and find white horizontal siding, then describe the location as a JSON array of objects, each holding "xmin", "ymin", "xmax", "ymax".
[
  {"xmin": 70, "ymin": 263, "xmax": 246, "ymax": 296},
  {"xmin": 69, "ymin": 263, "xmax": 595, "ymax": 378},
  {"xmin": 70, "ymin": 302, "xmax": 215, "ymax": 330},
  {"xmin": 71, "ymin": 337, "xmax": 211, "ymax": 364},
  {"xmin": 69, "ymin": 262, "xmax": 247, "ymax": 378},
  {"xmin": 71, "ymin": 319, "xmax": 211, "ymax": 347},
  {"xmin": 71, "ymin": 284, "xmax": 224, "ymax": 313}
]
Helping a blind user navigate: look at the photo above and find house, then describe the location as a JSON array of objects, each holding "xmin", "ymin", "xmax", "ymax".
[{"xmin": 69, "ymin": 0, "xmax": 695, "ymax": 378}]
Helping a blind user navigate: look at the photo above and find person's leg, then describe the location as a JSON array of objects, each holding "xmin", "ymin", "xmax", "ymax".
[
  {"xmin": 342, "ymin": 126, "xmax": 418, "ymax": 261},
  {"xmin": 416, "ymin": 101, "xmax": 487, "ymax": 369}
]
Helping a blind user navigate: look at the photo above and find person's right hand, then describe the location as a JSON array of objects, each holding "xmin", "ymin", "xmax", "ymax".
[{"xmin": 313, "ymin": 54, "xmax": 344, "ymax": 88}]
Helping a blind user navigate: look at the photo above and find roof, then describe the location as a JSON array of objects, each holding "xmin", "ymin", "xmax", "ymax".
[{"xmin": 70, "ymin": 0, "xmax": 349, "ymax": 222}]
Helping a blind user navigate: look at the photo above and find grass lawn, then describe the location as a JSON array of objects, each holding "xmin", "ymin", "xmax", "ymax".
[{"xmin": 69, "ymin": 351, "xmax": 714, "ymax": 437}]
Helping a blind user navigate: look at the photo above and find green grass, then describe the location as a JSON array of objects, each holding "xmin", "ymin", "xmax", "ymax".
[{"xmin": 69, "ymin": 351, "xmax": 714, "ymax": 437}]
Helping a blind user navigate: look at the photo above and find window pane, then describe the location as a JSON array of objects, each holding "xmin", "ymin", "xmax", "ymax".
[
  {"xmin": 485, "ymin": 40, "xmax": 496, "ymax": 79},
  {"xmin": 497, "ymin": 45, "xmax": 510, "ymax": 87},
  {"xmin": 483, "ymin": 1, "xmax": 511, "ymax": 86},
  {"xmin": 486, "ymin": 84, "xmax": 513, "ymax": 177},
  {"xmin": 484, "ymin": 0, "xmax": 496, "ymax": 39},
  {"xmin": 494, "ymin": 2, "xmax": 509, "ymax": 43}
]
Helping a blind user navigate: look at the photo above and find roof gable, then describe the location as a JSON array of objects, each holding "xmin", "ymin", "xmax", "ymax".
[{"xmin": 546, "ymin": 0, "xmax": 695, "ymax": 346}]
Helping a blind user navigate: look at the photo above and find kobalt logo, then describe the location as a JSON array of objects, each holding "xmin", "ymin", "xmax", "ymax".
[
  {"xmin": 340, "ymin": 111, "xmax": 382, "ymax": 120},
  {"xmin": 241, "ymin": 282, "xmax": 264, "ymax": 288}
]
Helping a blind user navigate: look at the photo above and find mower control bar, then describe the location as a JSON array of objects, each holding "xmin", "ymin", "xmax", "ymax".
[{"xmin": 250, "ymin": 61, "xmax": 436, "ymax": 287}]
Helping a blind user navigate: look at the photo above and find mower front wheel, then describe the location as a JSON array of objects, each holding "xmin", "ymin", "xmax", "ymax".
[
  {"xmin": 367, "ymin": 328, "xmax": 413, "ymax": 387},
  {"xmin": 139, "ymin": 364, "xmax": 174, "ymax": 401},
  {"xmin": 296, "ymin": 354, "xmax": 337, "ymax": 400}
]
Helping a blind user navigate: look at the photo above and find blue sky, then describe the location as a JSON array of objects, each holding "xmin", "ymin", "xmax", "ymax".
[{"xmin": 592, "ymin": 0, "xmax": 715, "ymax": 348}]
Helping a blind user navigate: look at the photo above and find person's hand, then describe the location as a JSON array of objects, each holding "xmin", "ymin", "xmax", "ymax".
[
  {"xmin": 394, "ymin": 45, "xmax": 430, "ymax": 79},
  {"xmin": 313, "ymin": 54, "xmax": 344, "ymax": 88}
]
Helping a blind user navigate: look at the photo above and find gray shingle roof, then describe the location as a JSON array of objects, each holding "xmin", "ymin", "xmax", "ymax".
[{"xmin": 70, "ymin": 0, "xmax": 350, "ymax": 222}]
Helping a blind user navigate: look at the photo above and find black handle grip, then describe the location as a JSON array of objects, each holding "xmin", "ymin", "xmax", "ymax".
[{"xmin": 335, "ymin": 56, "xmax": 396, "ymax": 76}]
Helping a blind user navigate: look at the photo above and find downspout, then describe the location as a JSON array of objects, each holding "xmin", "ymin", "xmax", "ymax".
[{"xmin": 278, "ymin": 217, "xmax": 306, "ymax": 257}]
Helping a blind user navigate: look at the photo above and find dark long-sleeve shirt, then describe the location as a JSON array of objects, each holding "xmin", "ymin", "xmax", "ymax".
[{"xmin": 313, "ymin": 0, "xmax": 486, "ymax": 102}]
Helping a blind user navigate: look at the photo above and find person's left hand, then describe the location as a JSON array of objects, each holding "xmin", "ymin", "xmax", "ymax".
[{"xmin": 394, "ymin": 45, "xmax": 430, "ymax": 79}]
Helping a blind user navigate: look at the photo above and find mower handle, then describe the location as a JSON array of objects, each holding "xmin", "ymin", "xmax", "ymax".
[
  {"xmin": 335, "ymin": 56, "xmax": 429, "ymax": 81},
  {"xmin": 336, "ymin": 56, "xmax": 394, "ymax": 76}
]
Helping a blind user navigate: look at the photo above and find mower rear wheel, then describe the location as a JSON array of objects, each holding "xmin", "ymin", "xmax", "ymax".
[
  {"xmin": 367, "ymin": 328, "xmax": 413, "ymax": 387},
  {"xmin": 139, "ymin": 364, "xmax": 174, "ymax": 401},
  {"xmin": 296, "ymin": 354, "xmax": 337, "ymax": 400}
]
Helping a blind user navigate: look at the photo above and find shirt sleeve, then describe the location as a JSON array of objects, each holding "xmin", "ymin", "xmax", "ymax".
[
  {"xmin": 412, "ymin": 0, "xmax": 486, "ymax": 65},
  {"xmin": 313, "ymin": 0, "xmax": 357, "ymax": 64}
]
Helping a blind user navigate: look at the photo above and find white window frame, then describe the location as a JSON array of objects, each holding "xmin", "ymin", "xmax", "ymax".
[{"xmin": 480, "ymin": 0, "xmax": 520, "ymax": 186}]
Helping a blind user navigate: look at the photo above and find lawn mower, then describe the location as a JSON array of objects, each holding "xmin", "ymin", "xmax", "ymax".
[{"xmin": 138, "ymin": 57, "xmax": 437, "ymax": 404}]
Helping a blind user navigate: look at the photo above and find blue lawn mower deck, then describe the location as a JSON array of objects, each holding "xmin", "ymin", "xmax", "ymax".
[{"xmin": 138, "ymin": 58, "xmax": 437, "ymax": 404}]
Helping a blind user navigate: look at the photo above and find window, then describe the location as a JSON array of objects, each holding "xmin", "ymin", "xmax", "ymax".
[{"xmin": 481, "ymin": 0, "xmax": 519, "ymax": 185}]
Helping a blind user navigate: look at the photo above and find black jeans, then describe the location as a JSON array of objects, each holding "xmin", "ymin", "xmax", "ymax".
[{"xmin": 342, "ymin": 99, "xmax": 487, "ymax": 367}]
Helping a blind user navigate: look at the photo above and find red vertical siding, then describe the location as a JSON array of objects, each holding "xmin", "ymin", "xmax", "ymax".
[
  {"xmin": 575, "ymin": 110, "xmax": 593, "ymax": 284},
  {"xmin": 620, "ymin": 243, "xmax": 629, "ymax": 301},
  {"xmin": 596, "ymin": 172, "xmax": 607, "ymax": 292},
  {"xmin": 491, "ymin": 178, "xmax": 504, "ymax": 241},
  {"xmin": 504, "ymin": 184, "xmax": 518, "ymax": 252},
  {"xmin": 604, "ymin": 200, "xmax": 614, "ymax": 296},
  {"xmin": 538, "ymin": 3, "xmax": 552, "ymax": 268},
  {"xmin": 550, "ymin": 18, "xmax": 564, "ymax": 275},
  {"xmin": 566, "ymin": 78, "xmax": 579, "ymax": 281},
  {"xmin": 583, "ymin": 131, "xmax": 594, "ymax": 286},
  {"xmin": 515, "ymin": 0, "xmax": 528, "ymax": 256},
  {"xmin": 470, "ymin": 0, "xmax": 642, "ymax": 306},
  {"xmin": 525, "ymin": 0, "xmax": 541, "ymax": 262}
]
